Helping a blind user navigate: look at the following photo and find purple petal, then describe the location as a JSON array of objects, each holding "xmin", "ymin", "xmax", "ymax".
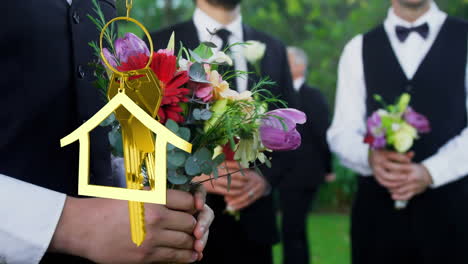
[
  {"xmin": 404, "ymin": 107, "xmax": 431, "ymax": 133},
  {"xmin": 102, "ymin": 48, "xmax": 117, "ymax": 68},
  {"xmin": 115, "ymin": 33, "xmax": 150, "ymax": 63},
  {"xmin": 373, "ymin": 136, "xmax": 387, "ymax": 149},
  {"xmin": 267, "ymin": 108, "xmax": 307, "ymax": 124},
  {"xmin": 262, "ymin": 108, "xmax": 306, "ymax": 132},
  {"xmin": 260, "ymin": 126, "xmax": 302, "ymax": 151}
]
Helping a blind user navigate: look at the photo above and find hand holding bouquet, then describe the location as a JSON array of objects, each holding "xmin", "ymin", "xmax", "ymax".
[
  {"xmin": 89, "ymin": 12, "xmax": 306, "ymax": 194},
  {"xmin": 364, "ymin": 93, "xmax": 430, "ymax": 209}
]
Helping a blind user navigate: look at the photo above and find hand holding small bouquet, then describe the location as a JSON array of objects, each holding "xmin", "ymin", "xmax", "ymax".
[{"xmin": 364, "ymin": 93, "xmax": 430, "ymax": 209}]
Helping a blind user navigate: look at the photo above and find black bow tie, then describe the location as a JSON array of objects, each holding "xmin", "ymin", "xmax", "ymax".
[{"xmin": 395, "ymin": 23, "xmax": 429, "ymax": 42}]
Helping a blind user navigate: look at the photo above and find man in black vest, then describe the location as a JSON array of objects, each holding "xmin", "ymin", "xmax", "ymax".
[
  {"xmin": 328, "ymin": 0, "xmax": 468, "ymax": 263},
  {"xmin": 0, "ymin": 1, "xmax": 213, "ymax": 263},
  {"xmin": 279, "ymin": 46, "xmax": 332, "ymax": 264},
  {"xmin": 150, "ymin": 0, "xmax": 293, "ymax": 263}
]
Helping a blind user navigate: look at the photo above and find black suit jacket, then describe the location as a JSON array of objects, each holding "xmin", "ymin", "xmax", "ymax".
[
  {"xmin": 280, "ymin": 83, "xmax": 332, "ymax": 190},
  {"xmin": 1, "ymin": 1, "xmax": 115, "ymax": 262},
  {"xmin": 149, "ymin": 20, "xmax": 294, "ymax": 244}
]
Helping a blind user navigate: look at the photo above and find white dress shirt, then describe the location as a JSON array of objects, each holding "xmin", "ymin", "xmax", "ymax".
[
  {"xmin": 327, "ymin": 2, "xmax": 468, "ymax": 188},
  {"xmin": 0, "ymin": 175, "xmax": 66, "ymax": 264},
  {"xmin": 193, "ymin": 8, "xmax": 249, "ymax": 92},
  {"xmin": 293, "ymin": 77, "xmax": 305, "ymax": 92}
]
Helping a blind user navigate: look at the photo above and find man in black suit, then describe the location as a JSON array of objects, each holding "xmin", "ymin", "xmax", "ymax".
[
  {"xmin": 150, "ymin": 0, "xmax": 293, "ymax": 263},
  {"xmin": 278, "ymin": 46, "xmax": 333, "ymax": 264},
  {"xmin": 0, "ymin": 1, "xmax": 213, "ymax": 263}
]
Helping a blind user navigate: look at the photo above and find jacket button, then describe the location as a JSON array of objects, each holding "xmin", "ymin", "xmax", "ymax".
[
  {"xmin": 77, "ymin": 65, "xmax": 85, "ymax": 79},
  {"xmin": 73, "ymin": 11, "xmax": 80, "ymax": 24},
  {"xmin": 405, "ymin": 84, "xmax": 413, "ymax": 92}
]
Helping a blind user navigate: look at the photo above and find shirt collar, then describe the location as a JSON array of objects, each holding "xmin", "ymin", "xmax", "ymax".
[
  {"xmin": 193, "ymin": 8, "xmax": 244, "ymax": 42},
  {"xmin": 293, "ymin": 77, "xmax": 305, "ymax": 92},
  {"xmin": 384, "ymin": 1, "xmax": 446, "ymax": 31}
]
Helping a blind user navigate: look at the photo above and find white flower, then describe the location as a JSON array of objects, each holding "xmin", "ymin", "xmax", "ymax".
[
  {"xmin": 393, "ymin": 131, "xmax": 414, "ymax": 153},
  {"xmin": 392, "ymin": 123, "xmax": 401, "ymax": 132},
  {"xmin": 393, "ymin": 123, "xmax": 417, "ymax": 153},
  {"xmin": 178, "ymin": 58, "xmax": 191, "ymax": 71},
  {"xmin": 243, "ymin": 40, "xmax": 266, "ymax": 64},
  {"xmin": 207, "ymin": 51, "xmax": 233, "ymax": 66},
  {"xmin": 220, "ymin": 90, "xmax": 253, "ymax": 101}
]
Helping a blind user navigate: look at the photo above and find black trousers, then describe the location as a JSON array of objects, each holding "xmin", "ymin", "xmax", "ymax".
[
  {"xmin": 352, "ymin": 176, "xmax": 468, "ymax": 264},
  {"xmin": 279, "ymin": 187, "xmax": 318, "ymax": 264},
  {"xmin": 198, "ymin": 196, "xmax": 273, "ymax": 264}
]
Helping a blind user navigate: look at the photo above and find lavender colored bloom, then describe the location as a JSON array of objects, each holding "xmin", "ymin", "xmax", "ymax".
[
  {"xmin": 367, "ymin": 111, "xmax": 384, "ymax": 137},
  {"xmin": 115, "ymin": 33, "xmax": 150, "ymax": 63},
  {"xmin": 102, "ymin": 48, "xmax": 118, "ymax": 68},
  {"xmin": 260, "ymin": 109, "xmax": 306, "ymax": 151},
  {"xmin": 373, "ymin": 136, "xmax": 387, "ymax": 149},
  {"xmin": 404, "ymin": 107, "xmax": 431, "ymax": 133}
]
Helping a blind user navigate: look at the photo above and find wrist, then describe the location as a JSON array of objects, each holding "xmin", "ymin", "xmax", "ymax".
[
  {"xmin": 421, "ymin": 164, "xmax": 433, "ymax": 186},
  {"xmin": 48, "ymin": 197, "xmax": 89, "ymax": 257}
]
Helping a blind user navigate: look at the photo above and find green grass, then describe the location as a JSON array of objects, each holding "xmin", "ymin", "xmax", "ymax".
[{"xmin": 273, "ymin": 213, "xmax": 351, "ymax": 264}]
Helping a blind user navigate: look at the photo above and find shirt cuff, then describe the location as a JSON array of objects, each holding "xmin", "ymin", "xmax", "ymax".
[
  {"xmin": 0, "ymin": 176, "xmax": 66, "ymax": 264},
  {"xmin": 423, "ymin": 155, "xmax": 454, "ymax": 188}
]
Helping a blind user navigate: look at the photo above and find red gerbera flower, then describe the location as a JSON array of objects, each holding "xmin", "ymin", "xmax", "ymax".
[
  {"xmin": 150, "ymin": 51, "xmax": 190, "ymax": 124},
  {"xmin": 116, "ymin": 51, "xmax": 190, "ymax": 124}
]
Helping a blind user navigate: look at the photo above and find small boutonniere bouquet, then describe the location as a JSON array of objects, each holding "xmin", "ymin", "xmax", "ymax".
[
  {"xmin": 243, "ymin": 40, "xmax": 266, "ymax": 75},
  {"xmin": 364, "ymin": 93, "xmax": 431, "ymax": 209},
  {"xmin": 88, "ymin": 1, "xmax": 305, "ymax": 193}
]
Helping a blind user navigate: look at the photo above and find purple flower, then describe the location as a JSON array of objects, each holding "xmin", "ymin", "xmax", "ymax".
[
  {"xmin": 260, "ymin": 109, "xmax": 306, "ymax": 151},
  {"xmin": 367, "ymin": 111, "xmax": 383, "ymax": 137},
  {"xmin": 102, "ymin": 48, "xmax": 117, "ymax": 68},
  {"xmin": 115, "ymin": 33, "xmax": 150, "ymax": 63},
  {"xmin": 404, "ymin": 107, "xmax": 431, "ymax": 133},
  {"xmin": 373, "ymin": 136, "xmax": 387, "ymax": 149}
]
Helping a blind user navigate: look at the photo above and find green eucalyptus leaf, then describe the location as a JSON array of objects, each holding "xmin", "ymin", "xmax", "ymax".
[
  {"xmin": 201, "ymin": 162, "xmax": 213, "ymax": 175},
  {"xmin": 108, "ymin": 127, "xmax": 123, "ymax": 157},
  {"xmin": 189, "ymin": 63, "xmax": 211, "ymax": 84},
  {"xmin": 100, "ymin": 113, "xmax": 116, "ymax": 127},
  {"xmin": 213, "ymin": 153, "xmax": 226, "ymax": 166},
  {"xmin": 195, "ymin": 148, "xmax": 212, "ymax": 162},
  {"xmin": 265, "ymin": 158, "xmax": 272, "ymax": 168},
  {"xmin": 200, "ymin": 109, "xmax": 213, "ymax": 121},
  {"xmin": 167, "ymin": 144, "xmax": 176, "ymax": 151},
  {"xmin": 166, "ymin": 119, "xmax": 179, "ymax": 133},
  {"xmin": 193, "ymin": 108, "xmax": 202, "ymax": 120},
  {"xmin": 185, "ymin": 156, "xmax": 202, "ymax": 176},
  {"xmin": 168, "ymin": 151, "xmax": 187, "ymax": 167},
  {"xmin": 178, "ymin": 127, "xmax": 191, "ymax": 141},
  {"xmin": 213, "ymin": 166, "xmax": 219, "ymax": 179},
  {"xmin": 168, "ymin": 170, "xmax": 189, "ymax": 185},
  {"xmin": 167, "ymin": 160, "xmax": 179, "ymax": 170}
]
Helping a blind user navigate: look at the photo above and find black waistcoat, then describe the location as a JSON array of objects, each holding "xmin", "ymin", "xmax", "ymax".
[
  {"xmin": 363, "ymin": 17, "xmax": 468, "ymax": 163},
  {"xmin": 1, "ymin": 0, "xmax": 115, "ymax": 262}
]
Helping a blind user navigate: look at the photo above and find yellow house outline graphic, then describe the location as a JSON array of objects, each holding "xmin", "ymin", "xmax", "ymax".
[{"xmin": 60, "ymin": 92, "xmax": 192, "ymax": 205}]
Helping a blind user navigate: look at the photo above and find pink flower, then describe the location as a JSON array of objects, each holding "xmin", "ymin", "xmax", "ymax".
[
  {"xmin": 260, "ymin": 109, "xmax": 306, "ymax": 151},
  {"xmin": 193, "ymin": 82, "xmax": 213, "ymax": 102}
]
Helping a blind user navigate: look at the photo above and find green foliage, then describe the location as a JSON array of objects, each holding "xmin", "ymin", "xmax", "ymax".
[{"xmin": 273, "ymin": 213, "xmax": 351, "ymax": 264}]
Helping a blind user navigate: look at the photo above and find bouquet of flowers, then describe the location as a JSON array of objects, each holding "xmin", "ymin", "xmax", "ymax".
[
  {"xmin": 364, "ymin": 93, "xmax": 430, "ymax": 209},
  {"xmin": 88, "ymin": 2, "xmax": 306, "ymax": 192}
]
